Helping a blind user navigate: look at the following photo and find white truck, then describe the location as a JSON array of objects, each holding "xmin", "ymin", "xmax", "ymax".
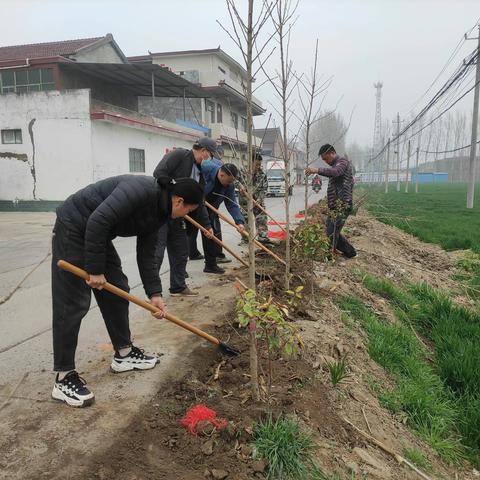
[{"xmin": 265, "ymin": 159, "xmax": 294, "ymax": 197}]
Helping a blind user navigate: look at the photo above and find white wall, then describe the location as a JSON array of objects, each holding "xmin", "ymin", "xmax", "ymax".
[
  {"xmin": 0, "ymin": 89, "xmax": 93, "ymax": 201},
  {"xmin": 91, "ymin": 121, "xmax": 193, "ymax": 179},
  {"xmin": 73, "ymin": 42, "xmax": 124, "ymax": 64}
]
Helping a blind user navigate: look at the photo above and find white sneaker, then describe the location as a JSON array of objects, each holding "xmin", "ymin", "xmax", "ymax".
[
  {"xmin": 110, "ymin": 346, "xmax": 159, "ymax": 373},
  {"xmin": 51, "ymin": 371, "xmax": 95, "ymax": 407}
]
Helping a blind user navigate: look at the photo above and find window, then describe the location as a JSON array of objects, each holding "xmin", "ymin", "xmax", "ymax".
[
  {"xmin": 1, "ymin": 129, "xmax": 22, "ymax": 144},
  {"xmin": 205, "ymin": 100, "xmax": 215, "ymax": 123},
  {"xmin": 241, "ymin": 117, "xmax": 247, "ymax": 133},
  {"xmin": 231, "ymin": 112, "xmax": 238, "ymax": 130},
  {"xmin": 0, "ymin": 68, "xmax": 55, "ymax": 94},
  {"xmin": 129, "ymin": 148, "xmax": 145, "ymax": 172},
  {"xmin": 216, "ymin": 103, "xmax": 223, "ymax": 123}
]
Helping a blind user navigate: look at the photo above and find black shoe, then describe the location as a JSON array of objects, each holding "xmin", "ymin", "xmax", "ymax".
[
  {"xmin": 189, "ymin": 254, "xmax": 204, "ymax": 260},
  {"xmin": 52, "ymin": 371, "xmax": 95, "ymax": 408},
  {"xmin": 203, "ymin": 265, "xmax": 225, "ymax": 274},
  {"xmin": 217, "ymin": 257, "xmax": 232, "ymax": 264},
  {"xmin": 185, "ymin": 271, "xmax": 189, "ymax": 278},
  {"xmin": 111, "ymin": 346, "xmax": 159, "ymax": 373}
]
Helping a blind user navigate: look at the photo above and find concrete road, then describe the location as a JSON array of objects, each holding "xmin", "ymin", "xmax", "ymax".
[{"xmin": 0, "ymin": 183, "xmax": 325, "ymax": 478}]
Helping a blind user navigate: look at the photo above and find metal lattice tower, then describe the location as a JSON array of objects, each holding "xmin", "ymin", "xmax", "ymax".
[{"xmin": 372, "ymin": 82, "xmax": 383, "ymax": 155}]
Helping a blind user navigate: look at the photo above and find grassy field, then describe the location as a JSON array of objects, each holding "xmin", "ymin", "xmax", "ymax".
[{"xmin": 362, "ymin": 183, "xmax": 480, "ymax": 252}]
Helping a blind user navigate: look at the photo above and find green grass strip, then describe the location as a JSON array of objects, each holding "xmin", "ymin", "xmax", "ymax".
[{"xmin": 337, "ymin": 295, "xmax": 464, "ymax": 464}]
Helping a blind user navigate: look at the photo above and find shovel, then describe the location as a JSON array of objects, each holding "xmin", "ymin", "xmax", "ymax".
[
  {"xmin": 184, "ymin": 215, "xmax": 271, "ymax": 281},
  {"xmin": 57, "ymin": 260, "xmax": 240, "ymax": 356},
  {"xmin": 205, "ymin": 201, "xmax": 286, "ymax": 267}
]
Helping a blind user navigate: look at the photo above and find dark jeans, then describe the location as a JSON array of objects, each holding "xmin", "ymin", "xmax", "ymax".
[
  {"xmin": 325, "ymin": 214, "xmax": 356, "ymax": 258},
  {"xmin": 202, "ymin": 211, "xmax": 222, "ymax": 268},
  {"xmin": 155, "ymin": 218, "xmax": 188, "ymax": 293},
  {"xmin": 52, "ymin": 219, "xmax": 131, "ymax": 371},
  {"xmin": 187, "ymin": 211, "xmax": 224, "ymax": 259}
]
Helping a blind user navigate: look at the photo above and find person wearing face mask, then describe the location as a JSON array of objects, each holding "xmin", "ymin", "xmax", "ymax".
[
  {"xmin": 50, "ymin": 175, "xmax": 204, "ymax": 407},
  {"xmin": 153, "ymin": 138, "xmax": 217, "ymax": 297}
]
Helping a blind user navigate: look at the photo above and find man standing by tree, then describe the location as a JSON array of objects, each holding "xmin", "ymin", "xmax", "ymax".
[
  {"xmin": 305, "ymin": 143, "xmax": 357, "ymax": 258},
  {"xmin": 153, "ymin": 138, "xmax": 215, "ymax": 296},
  {"xmin": 238, "ymin": 153, "xmax": 272, "ymax": 245}
]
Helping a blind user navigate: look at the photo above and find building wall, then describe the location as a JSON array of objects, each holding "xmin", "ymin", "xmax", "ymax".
[
  {"xmin": 60, "ymin": 69, "xmax": 138, "ymax": 111},
  {"xmin": 0, "ymin": 89, "xmax": 93, "ymax": 201},
  {"xmin": 417, "ymin": 156, "xmax": 480, "ymax": 182},
  {"xmin": 138, "ymin": 96, "xmax": 203, "ymax": 126},
  {"xmin": 91, "ymin": 120, "xmax": 194, "ymax": 179},
  {"xmin": 72, "ymin": 42, "xmax": 124, "ymax": 64}
]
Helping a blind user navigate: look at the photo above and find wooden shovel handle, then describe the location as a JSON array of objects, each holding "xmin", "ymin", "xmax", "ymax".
[
  {"xmin": 184, "ymin": 214, "xmax": 248, "ymax": 268},
  {"xmin": 56, "ymin": 260, "xmax": 220, "ymax": 346},
  {"xmin": 205, "ymin": 201, "xmax": 286, "ymax": 267}
]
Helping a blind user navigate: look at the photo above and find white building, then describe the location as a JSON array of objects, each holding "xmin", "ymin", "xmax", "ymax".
[
  {"xmin": 0, "ymin": 35, "xmax": 206, "ymax": 209},
  {"xmin": 129, "ymin": 48, "xmax": 265, "ymax": 165}
]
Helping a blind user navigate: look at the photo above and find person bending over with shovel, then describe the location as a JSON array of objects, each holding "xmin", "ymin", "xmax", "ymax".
[
  {"xmin": 201, "ymin": 162, "xmax": 246, "ymax": 274},
  {"xmin": 305, "ymin": 143, "xmax": 357, "ymax": 258},
  {"xmin": 51, "ymin": 175, "xmax": 203, "ymax": 407}
]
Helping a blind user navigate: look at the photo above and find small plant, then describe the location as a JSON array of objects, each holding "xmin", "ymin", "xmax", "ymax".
[
  {"xmin": 293, "ymin": 223, "xmax": 331, "ymax": 261},
  {"xmin": 326, "ymin": 356, "xmax": 350, "ymax": 387},
  {"xmin": 402, "ymin": 446, "xmax": 432, "ymax": 472},
  {"xmin": 252, "ymin": 414, "xmax": 324, "ymax": 480},
  {"xmin": 286, "ymin": 285, "xmax": 304, "ymax": 310}
]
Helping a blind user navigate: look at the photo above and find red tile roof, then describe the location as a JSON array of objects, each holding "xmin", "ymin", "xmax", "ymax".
[{"xmin": 0, "ymin": 37, "xmax": 104, "ymax": 62}]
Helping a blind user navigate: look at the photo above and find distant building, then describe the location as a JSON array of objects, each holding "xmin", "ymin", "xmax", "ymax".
[
  {"xmin": 0, "ymin": 35, "xmax": 206, "ymax": 208},
  {"xmin": 130, "ymin": 48, "xmax": 265, "ymax": 165}
]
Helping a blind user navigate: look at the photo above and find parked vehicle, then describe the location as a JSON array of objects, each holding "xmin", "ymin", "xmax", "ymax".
[{"xmin": 266, "ymin": 160, "xmax": 294, "ymax": 196}]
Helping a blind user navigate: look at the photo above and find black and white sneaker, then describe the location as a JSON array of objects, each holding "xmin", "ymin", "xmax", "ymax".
[
  {"xmin": 51, "ymin": 371, "xmax": 95, "ymax": 408},
  {"xmin": 110, "ymin": 346, "xmax": 159, "ymax": 373}
]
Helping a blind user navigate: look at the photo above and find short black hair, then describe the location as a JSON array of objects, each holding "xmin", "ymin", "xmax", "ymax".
[
  {"xmin": 253, "ymin": 152, "xmax": 263, "ymax": 162},
  {"xmin": 318, "ymin": 144, "xmax": 336, "ymax": 155},
  {"xmin": 170, "ymin": 178, "xmax": 204, "ymax": 205},
  {"xmin": 220, "ymin": 163, "xmax": 239, "ymax": 179}
]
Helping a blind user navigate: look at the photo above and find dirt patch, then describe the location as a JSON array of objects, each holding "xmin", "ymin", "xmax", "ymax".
[{"xmin": 82, "ymin": 317, "xmax": 357, "ymax": 479}]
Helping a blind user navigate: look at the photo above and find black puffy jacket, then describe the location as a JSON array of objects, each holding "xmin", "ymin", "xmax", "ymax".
[{"xmin": 56, "ymin": 175, "xmax": 171, "ymax": 297}]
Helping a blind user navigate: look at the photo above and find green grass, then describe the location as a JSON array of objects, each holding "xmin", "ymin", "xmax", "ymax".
[
  {"xmin": 363, "ymin": 183, "xmax": 480, "ymax": 253},
  {"xmin": 356, "ymin": 273, "xmax": 480, "ymax": 464},
  {"xmin": 252, "ymin": 415, "xmax": 328, "ymax": 480},
  {"xmin": 326, "ymin": 356, "xmax": 350, "ymax": 387},
  {"xmin": 402, "ymin": 446, "xmax": 432, "ymax": 472},
  {"xmin": 336, "ymin": 295, "xmax": 464, "ymax": 463}
]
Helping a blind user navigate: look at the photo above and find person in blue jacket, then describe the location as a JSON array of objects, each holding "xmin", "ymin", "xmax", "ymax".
[{"xmin": 201, "ymin": 161, "xmax": 245, "ymax": 273}]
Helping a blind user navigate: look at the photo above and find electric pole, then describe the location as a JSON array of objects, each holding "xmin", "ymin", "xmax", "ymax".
[
  {"xmin": 385, "ymin": 139, "xmax": 391, "ymax": 193},
  {"xmin": 415, "ymin": 146, "xmax": 420, "ymax": 193},
  {"xmin": 372, "ymin": 82, "xmax": 383, "ymax": 185},
  {"xmin": 394, "ymin": 113, "xmax": 401, "ymax": 191},
  {"xmin": 466, "ymin": 25, "xmax": 480, "ymax": 208},
  {"xmin": 405, "ymin": 140, "xmax": 411, "ymax": 193}
]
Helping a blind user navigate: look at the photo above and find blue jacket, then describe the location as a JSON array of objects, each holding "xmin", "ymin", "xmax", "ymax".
[{"xmin": 201, "ymin": 160, "xmax": 245, "ymax": 225}]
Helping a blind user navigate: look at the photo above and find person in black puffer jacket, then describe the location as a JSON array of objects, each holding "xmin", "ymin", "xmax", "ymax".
[{"xmin": 51, "ymin": 175, "xmax": 203, "ymax": 408}]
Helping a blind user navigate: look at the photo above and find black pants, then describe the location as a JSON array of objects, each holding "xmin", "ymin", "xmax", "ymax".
[
  {"xmin": 52, "ymin": 219, "xmax": 131, "ymax": 371},
  {"xmin": 202, "ymin": 211, "xmax": 222, "ymax": 268},
  {"xmin": 187, "ymin": 212, "xmax": 224, "ymax": 259},
  {"xmin": 155, "ymin": 218, "xmax": 188, "ymax": 293},
  {"xmin": 325, "ymin": 214, "xmax": 356, "ymax": 258}
]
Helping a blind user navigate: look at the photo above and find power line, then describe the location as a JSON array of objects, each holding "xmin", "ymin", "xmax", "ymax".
[{"xmin": 420, "ymin": 139, "xmax": 480, "ymax": 155}]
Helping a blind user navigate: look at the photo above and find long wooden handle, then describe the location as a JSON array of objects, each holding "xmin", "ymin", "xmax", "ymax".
[
  {"xmin": 205, "ymin": 201, "xmax": 286, "ymax": 267},
  {"xmin": 184, "ymin": 215, "xmax": 248, "ymax": 268},
  {"xmin": 57, "ymin": 260, "xmax": 221, "ymax": 346}
]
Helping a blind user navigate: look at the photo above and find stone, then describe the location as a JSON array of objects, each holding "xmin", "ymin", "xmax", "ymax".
[
  {"xmin": 211, "ymin": 469, "xmax": 229, "ymax": 479},
  {"xmin": 252, "ymin": 459, "xmax": 267, "ymax": 473},
  {"xmin": 201, "ymin": 439, "xmax": 214, "ymax": 456}
]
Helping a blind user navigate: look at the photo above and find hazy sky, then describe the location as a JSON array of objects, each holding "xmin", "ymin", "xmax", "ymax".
[{"xmin": 2, "ymin": 0, "xmax": 479, "ymax": 146}]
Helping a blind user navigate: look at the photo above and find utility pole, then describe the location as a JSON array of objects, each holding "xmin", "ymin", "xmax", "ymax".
[
  {"xmin": 372, "ymin": 82, "xmax": 383, "ymax": 186},
  {"xmin": 394, "ymin": 113, "xmax": 401, "ymax": 191},
  {"xmin": 405, "ymin": 140, "xmax": 411, "ymax": 193},
  {"xmin": 415, "ymin": 146, "xmax": 420, "ymax": 193},
  {"xmin": 466, "ymin": 25, "xmax": 480, "ymax": 208},
  {"xmin": 385, "ymin": 139, "xmax": 391, "ymax": 193}
]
